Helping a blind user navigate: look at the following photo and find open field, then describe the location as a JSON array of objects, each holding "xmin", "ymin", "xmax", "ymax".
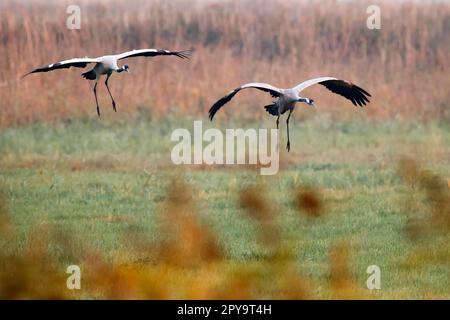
[{"xmin": 1, "ymin": 117, "xmax": 449, "ymax": 299}]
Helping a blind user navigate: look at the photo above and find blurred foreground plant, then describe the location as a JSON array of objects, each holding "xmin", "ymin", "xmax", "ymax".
[{"xmin": 6, "ymin": 169, "xmax": 446, "ymax": 299}]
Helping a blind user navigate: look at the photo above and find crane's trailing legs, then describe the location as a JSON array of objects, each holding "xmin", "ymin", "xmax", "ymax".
[
  {"xmin": 286, "ymin": 109, "xmax": 292, "ymax": 152},
  {"xmin": 93, "ymin": 81, "xmax": 100, "ymax": 117},
  {"xmin": 105, "ymin": 74, "xmax": 117, "ymax": 112},
  {"xmin": 276, "ymin": 113, "xmax": 281, "ymax": 152}
]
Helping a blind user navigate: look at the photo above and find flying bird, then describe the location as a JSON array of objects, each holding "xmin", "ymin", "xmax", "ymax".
[
  {"xmin": 23, "ymin": 49, "xmax": 191, "ymax": 116},
  {"xmin": 208, "ymin": 77, "xmax": 371, "ymax": 151}
]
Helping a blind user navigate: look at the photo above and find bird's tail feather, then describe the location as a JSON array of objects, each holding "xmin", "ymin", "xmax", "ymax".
[
  {"xmin": 264, "ymin": 104, "xmax": 278, "ymax": 116},
  {"xmin": 81, "ymin": 69, "xmax": 96, "ymax": 80}
]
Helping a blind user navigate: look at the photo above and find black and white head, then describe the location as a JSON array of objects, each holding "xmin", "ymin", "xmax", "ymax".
[
  {"xmin": 298, "ymin": 97, "xmax": 315, "ymax": 107},
  {"xmin": 118, "ymin": 65, "xmax": 130, "ymax": 73}
]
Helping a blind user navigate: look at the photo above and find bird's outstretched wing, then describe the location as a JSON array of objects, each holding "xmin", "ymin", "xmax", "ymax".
[
  {"xmin": 208, "ymin": 83, "xmax": 282, "ymax": 120},
  {"xmin": 116, "ymin": 49, "xmax": 191, "ymax": 61},
  {"xmin": 293, "ymin": 77, "xmax": 371, "ymax": 107},
  {"xmin": 22, "ymin": 58, "xmax": 100, "ymax": 78}
]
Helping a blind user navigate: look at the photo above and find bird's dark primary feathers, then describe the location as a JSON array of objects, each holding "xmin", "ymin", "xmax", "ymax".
[
  {"xmin": 208, "ymin": 88, "xmax": 241, "ymax": 120},
  {"xmin": 209, "ymin": 85, "xmax": 281, "ymax": 120},
  {"xmin": 264, "ymin": 104, "xmax": 279, "ymax": 116},
  {"xmin": 319, "ymin": 79, "xmax": 371, "ymax": 107},
  {"xmin": 118, "ymin": 49, "xmax": 192, "ymax": 60},
  {"xmin": 22, "ymin": 61, "xmax": 90, "ymax": 78}
]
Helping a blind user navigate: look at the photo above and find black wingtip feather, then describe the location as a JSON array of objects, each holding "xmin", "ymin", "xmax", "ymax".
[
  {"xmin": 174, "ymin": 49, "xmax": 193, "ymax": 60},
  {"xmin": 354, "ymin": 86, "xmax": 371, "ymax": 106},
  {"xmin": 208, "ymin": 88, "xmax": 239, "ymax": 121},
  {"xmin": 320, "ymin": 79, "xmax": 371, "ymax": 107},
  {"xmin": 354, "ymin": 84, "xmax": 372, "ymax": 97},
  {"xmin": 208, "ymin": 96, "xmax": 227, "ymax": 121},
  {"xmin": 21, "ymin": 72, "xmax": 32, "ymax": 79},
  {"xmin": 208, "ymin": 84, "xmax": 281, "ymax": 120},
  {"xmin": 21, "ymin": 68, "xmax": 44, "ymax": 79}
]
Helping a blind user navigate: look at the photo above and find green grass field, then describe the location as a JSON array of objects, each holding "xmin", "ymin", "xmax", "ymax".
[{"xmin": 0, "ymin": 115, "xmax": 449, "ymax": 299}]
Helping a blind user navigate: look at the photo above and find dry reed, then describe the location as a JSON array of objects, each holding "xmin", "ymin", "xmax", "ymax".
[{"xmin": 0, "ymin": 0, "xmax": 449, "ymax": 126}]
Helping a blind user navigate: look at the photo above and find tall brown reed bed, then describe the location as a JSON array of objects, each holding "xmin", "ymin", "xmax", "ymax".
[{"xmin": 0, "ymin": 0, "xmax": 449, "ymax": 126}]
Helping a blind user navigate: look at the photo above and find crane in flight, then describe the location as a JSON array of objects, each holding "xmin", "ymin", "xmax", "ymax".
[
  {"xmin": 208, "ymin": 77, "xmax": 371, "ymax": 151},
  {"xmin": 23, "ymin": 49, "xmax": 191, "ymax": 116}
]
